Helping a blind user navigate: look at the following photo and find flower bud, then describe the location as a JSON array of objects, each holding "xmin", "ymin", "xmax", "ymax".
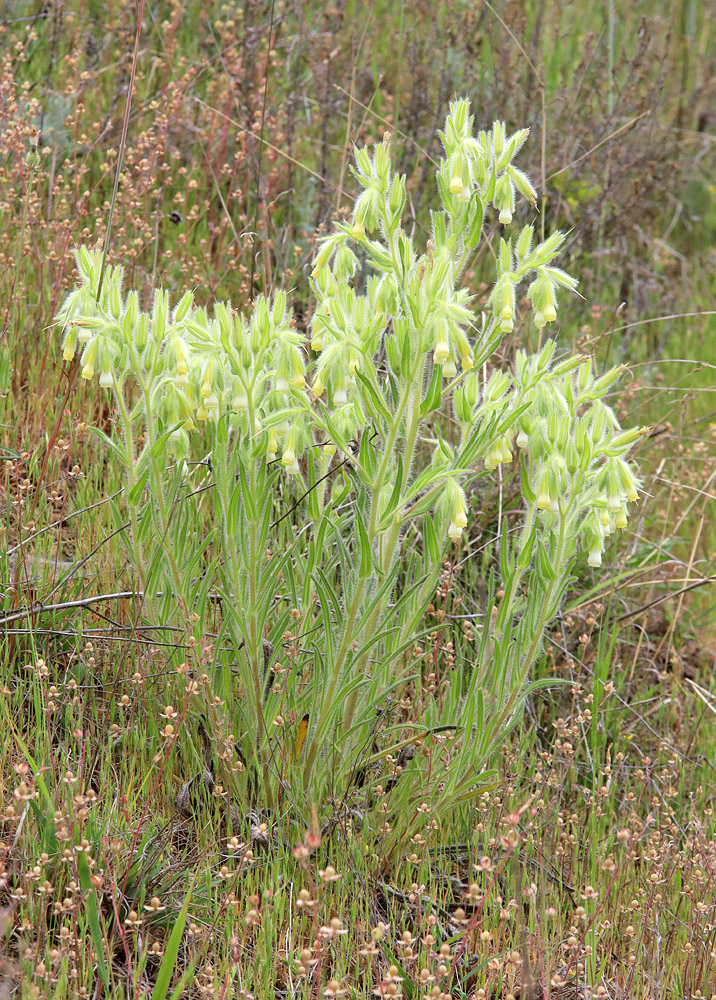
[
  {"xmin": 124, "ymin": 290, "xmax": 139, "ymax": 331},
  {"xmin": 174, "ymin": 290, "xmax": 194, "ymax": 324},
  {"xmin": 445, "ymin": 479, "xmax": 468, "ymax": 541},
  {"xmin": 516, "ymin": 225, "xmax": 534, "ymax": 260},
  {"xmin": 272, "ymin": 290, "xmax": 287, "ymax": 326},
  {"xmin": 616, "ymin": 458, "xmax": 640, "ymax": 503},
  {"xmin": 578, "ymin": 362, "xmax": 593, "ymax": 392},
  {"xmin": 76, "ymin": 246, "xmax": 95, "ymax": 285},
  {"xmin": 334, "ymin": 243, "xmax": 357, "ymax": 281},
  {"xmin": 507, "ymin": 165, "xmax": 538, "ymax": 205},
  {"xmin": 527, "ymin": 231, "xmax": 566, "ymax": 269},
  {"xmin": 62, "ymin": 328, "xmax": 77, "ymax": 361},
  {"xmin": 535, "ymin": 468, "xmax": 553, "ymax": 509},
  {"xmin": 109, "ymin": 280, "xmax": 122, "ymax": 321},
  {"xmin": 492, "ymin": 120, "xmax": 505, "ymax": 157},
  {"xmin": 205, "ymin": 392, "xmax": 220, "ymax": 421},
  {"xmin": 589, "ymin": 402, "xmax": 608, "ymax": 444},
  {"xmin": 311, "ymin": 237, "xmax": 337, "ymax": 278},
  {"xmin": 135, "ymin": 314, "xmax": 149, "ymax": 352},
  {"xmin": 389, "ymin": 175, "xmax": 406, "ymax": 217},
  {"xmin": 494, "ymin": 174, "xmax": 514, "ymax": 225},
  {"xmin": 77, "ymin": 321, "xmax": 94, "ymax": 345},
  {"xmin": 330, "ymin": 297, "xmax": 347, "ymax": 332},
  {"xmin": 592, "ymin": 364, "xmax": 627, "ymax": 396},
  {"xmin": 80, "ymin": 338, "xmax": 99, "ymax": 380},
  {"xmin": 254, "ymin": 298, "xmax": 271, "ymax": 349},
  {"xmin": 152, "ymin": 289, "xmax": 168, "ymax": 341},
  {"xmin": 581, "ymin": 511, "xmax": 606, "ymax": 568}
]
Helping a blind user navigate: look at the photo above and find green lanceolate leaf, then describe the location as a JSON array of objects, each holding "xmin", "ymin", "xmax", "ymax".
[
  {"xmin": 355, "ymin": 370, "xmax": 392, "ymax": 424},
  {"xmin": 423, "ymin": 515, "xmax": 440, "ymax": 564},
  {"xmin": 378, "ymin": 453, "xmax": 404, "ymax": 528},
  {"xmin": 420, "ymin": 362, "xmax": 442, "ymax": 416},
  {"xmin": 359, "ymin": 427, "xmax": 378, "ymax": 481},
  {"xmin": 355, "ymin": 510, "xmax": 373, "ymax": 578},
  {"xmin": 148, "ymin": 421, "xmax": 185, "ymax": 459},
  {"xmin": 127, "ymin": 466, "xmax": 151, "ymax": 505}
]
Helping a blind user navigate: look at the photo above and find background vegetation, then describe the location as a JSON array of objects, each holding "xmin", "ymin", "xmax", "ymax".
[{"xmin": 1, "ymin": 1, "xmax": 715, "ymax": 997}]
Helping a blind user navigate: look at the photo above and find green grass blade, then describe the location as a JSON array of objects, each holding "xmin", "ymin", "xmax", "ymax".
[
  {"xmin": 77, "ymin": 851, "xmax": 110, "ymax": 992},
  {"xmin": 151, "ymin": 884, "xmax": 193, "ymax": 1000},
  {"xmin": 167, "ymin": 961, "xmax": 196, "ymax": 1000}
]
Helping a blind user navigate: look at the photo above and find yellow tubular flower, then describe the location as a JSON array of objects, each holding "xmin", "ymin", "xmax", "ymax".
[
  {"xmin": 434, "ymin": 337, "xmax": 450, "ymax": 364},
  {"xmin": 448, "ymin": 521, "xmax": 464, "ymax": 541}
]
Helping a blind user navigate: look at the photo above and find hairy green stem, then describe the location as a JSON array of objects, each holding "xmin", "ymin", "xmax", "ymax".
[
  {"xmin": 302, "ymin": 572, "xmax": 366, "ymax": 788},
  {"xmin": 114, "ymin": 382, "xmax": 154, "ymax": 619},
  {"xmin": 343, "ymin": 381, "xmax": 423, "ymax": 735}
]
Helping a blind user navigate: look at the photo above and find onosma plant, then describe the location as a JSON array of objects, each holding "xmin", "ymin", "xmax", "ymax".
[{"xmin": 56, "ymin": 99, "xmax": 643, "ymax": 846}]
